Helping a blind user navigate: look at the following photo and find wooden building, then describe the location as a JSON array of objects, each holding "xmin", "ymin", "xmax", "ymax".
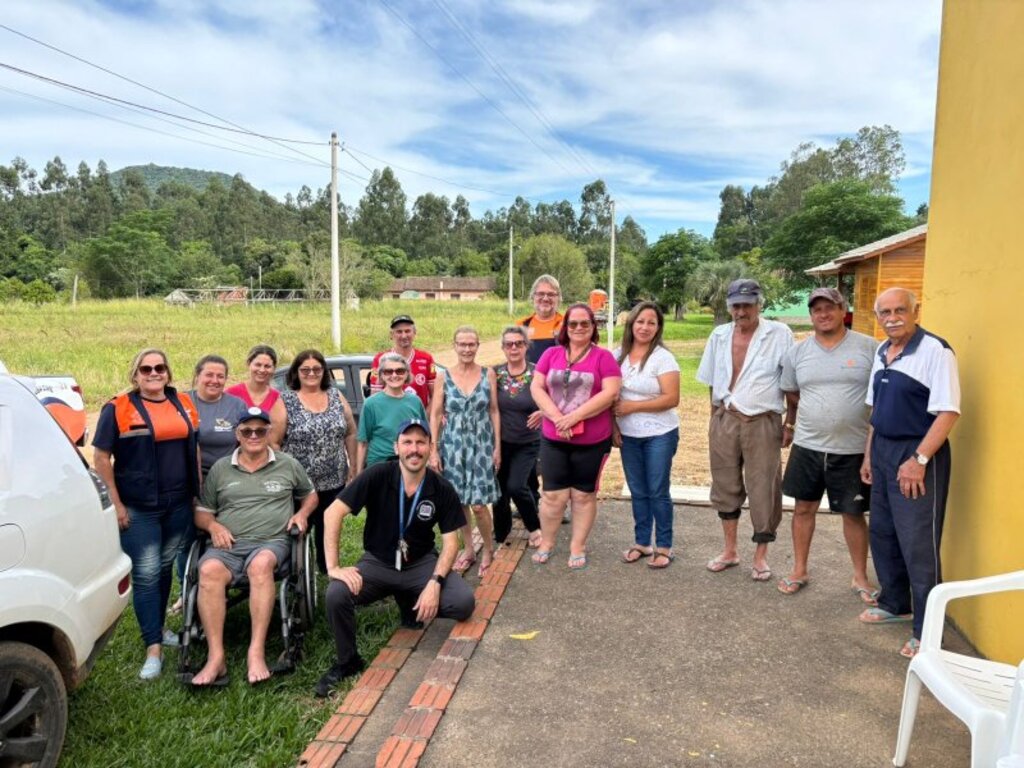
[
  {"xmin": 385, "ymin": 276, "xmax": 496, "ymax": 301},
  {"xmin": 805, "ymin": 224, "xmax": 927, "ymax": 339}
]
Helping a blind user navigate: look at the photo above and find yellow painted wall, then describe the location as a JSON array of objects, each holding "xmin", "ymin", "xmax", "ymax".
[{"xmin": 925, "ymin": 0, "xmax": 1024, "ymax": 662}]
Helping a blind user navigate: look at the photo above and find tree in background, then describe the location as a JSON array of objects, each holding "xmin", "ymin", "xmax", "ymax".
[
  {"xmin": 353, "ymin": 167, "xmax": 408, "ymax": 251},
  {"xmin": 408, "ymin": 192, "xmax": 455, "ymax": 272},
  {"xmin": 640, "ymin": 229, "xmax": 716, "ymax": 319},
  {"xmin": 764, "ymin": 179, "xmax": 912, "ymax": 290},
  {"xmin": 685, "ymin": 259, "xmax": 748, "ymax": 325},
  {"xmin": 516, "ymin": 234, "xmax": 592, "ymax": 301}
]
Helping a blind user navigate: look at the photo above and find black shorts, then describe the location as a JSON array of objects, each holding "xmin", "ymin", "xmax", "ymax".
[
  {"xmin": 782, "ymin": 444, "xmax": 869, "ymax": 514},
  {"xmin": 539, "ymin": 437, "xmax": 612, "ymax": 493}
]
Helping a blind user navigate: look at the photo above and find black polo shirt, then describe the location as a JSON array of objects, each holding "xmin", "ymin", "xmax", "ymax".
[{"xmin": 337, "ymin": 462, "xmax": 466, "ymax": 565}]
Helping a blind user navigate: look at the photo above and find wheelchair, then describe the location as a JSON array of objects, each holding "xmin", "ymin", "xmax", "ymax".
[{"xmin": 176, "ymin": 525, "xmax": 317, "ymax": 681}]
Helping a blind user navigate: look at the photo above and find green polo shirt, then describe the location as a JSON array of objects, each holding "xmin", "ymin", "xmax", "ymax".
[{"xmin": 202, "ymin": 448, "xmax": 314, "ymax": 544}]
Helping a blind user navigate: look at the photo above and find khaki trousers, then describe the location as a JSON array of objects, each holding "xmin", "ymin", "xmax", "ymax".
[{"xmin": 708, "ymin": 407, "xmax": 783, "ymax": 543}]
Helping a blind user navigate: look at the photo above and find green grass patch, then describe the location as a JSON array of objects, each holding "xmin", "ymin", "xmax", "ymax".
[{"xmin": 62, "ymin": 516, "xmax": 395, "ymax": 768}]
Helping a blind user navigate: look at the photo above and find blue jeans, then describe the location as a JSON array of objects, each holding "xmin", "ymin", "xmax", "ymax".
[
  {"xmin": 119, "ymin": 498, "xmax": 193, "ymax": 647},
  {"xmin": 620, "ymin": 428, "xmax": 679, "ymax": 550}
]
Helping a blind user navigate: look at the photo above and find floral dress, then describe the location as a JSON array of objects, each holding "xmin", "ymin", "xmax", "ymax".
[
  {"xmin": 280, "ymin": 388, "xmax": 349, "ymax": 492},
  {"xmin": 439, "ymin": 368, "xmax": 500, "ymax": 506}
]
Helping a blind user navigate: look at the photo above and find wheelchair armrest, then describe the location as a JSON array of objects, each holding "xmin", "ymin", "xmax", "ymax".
[{"xmin": 289, "ymin": 524, "xmax": 302, "ymax": 538}]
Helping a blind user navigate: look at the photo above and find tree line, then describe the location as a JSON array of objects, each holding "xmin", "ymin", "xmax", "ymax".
[{"xmin": 0, "ymin": 124, "xmax": 924, "ymax": 316}]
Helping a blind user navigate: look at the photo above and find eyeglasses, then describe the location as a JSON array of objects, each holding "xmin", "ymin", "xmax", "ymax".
[
  {"xmin": 534, "ymin": 291, "xmax": 559, "ymax": 299},
  {"xmin": 381, "ymin": 368, "xmax": 407, "ymax": 377},
  {"xmin": 138, "ymin": 364, "xmax": 168, "ymax": 375},
  {"xmin": 876, "ymin": 307, "xmax": 911, "ymax": 318},
  {"xmin": 502, "ymin": 340, "xmax": 526, "ymax": 349},
  {"xmin": 299, "ymin": 366, "xmax": 324, "ymax": 376},
  {"xmin": 567, "ymin": 320, "xmax": 592, "ymax": 330},
  {"xmin": 238, "ymin": 427, "xmax": 269, "ymax": 438},
  {"xmin": 455, "ymin": 342, "xmax": 479, "ymax": 349}
]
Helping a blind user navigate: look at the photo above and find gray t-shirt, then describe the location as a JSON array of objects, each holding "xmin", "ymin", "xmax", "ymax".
[
  {"xmin": 781, "ymin": 330, "xmax": 877, "ymax": 454},
  {"xmin": 189, "ymin": 391, "xmax": 249, "ymax": 475}
]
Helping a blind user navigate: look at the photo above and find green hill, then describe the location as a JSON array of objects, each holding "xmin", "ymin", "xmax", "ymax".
[{"xmin": 110, "ymin": 163, "xmax": 236, "ymax": 193}]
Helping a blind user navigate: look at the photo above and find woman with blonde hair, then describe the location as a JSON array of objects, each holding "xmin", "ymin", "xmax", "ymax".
[{"xmin": 430, "ymin": 326, "xmax": 501, "ymax": 577}]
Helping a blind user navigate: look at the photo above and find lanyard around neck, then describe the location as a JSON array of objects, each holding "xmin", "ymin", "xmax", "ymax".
[{"xmin": 398, "ymin": 477, "xmax": 425, "ymax": 540}]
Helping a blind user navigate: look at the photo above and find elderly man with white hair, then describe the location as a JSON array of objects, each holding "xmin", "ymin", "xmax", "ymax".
[
  {"xmin": 696, "ymin": 279, "xmax": 794, "ymax": 582},
  {"xmin": 858, "ymin": 287, "xmax": 960, "ymax": 659}
]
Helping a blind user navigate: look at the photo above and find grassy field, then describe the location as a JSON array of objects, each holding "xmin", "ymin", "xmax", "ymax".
[{"xmin": 0, "ymin": 298, "xmax": 723, "ymax": 767}]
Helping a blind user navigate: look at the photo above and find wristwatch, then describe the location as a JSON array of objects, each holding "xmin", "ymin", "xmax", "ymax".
[
  {"xmin": 432, "ymin": 574, "xmax": 446, "ymax": 587},
  {"xmin": 914, "ymin": 452, "xmax": 930, "ymax": 466}
]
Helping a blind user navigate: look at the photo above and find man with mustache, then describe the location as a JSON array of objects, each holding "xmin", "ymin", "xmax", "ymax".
[
  {"xmin": 315, "ymin": 418, "xmax": 475, "ymax": 697},
  {"xmin": 858, "ymin": 288, "xmax": 960, "ymax": 659}
]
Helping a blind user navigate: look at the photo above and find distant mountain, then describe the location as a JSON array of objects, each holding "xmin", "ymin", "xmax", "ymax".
[{"xmin": 110, "ymin": 163, "xmax": 237, "ymax": 193}]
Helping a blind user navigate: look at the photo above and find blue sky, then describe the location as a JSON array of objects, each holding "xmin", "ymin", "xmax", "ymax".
[{"xmin": 1, "ymin": 0, "xmax": 942, "ymax": 241}]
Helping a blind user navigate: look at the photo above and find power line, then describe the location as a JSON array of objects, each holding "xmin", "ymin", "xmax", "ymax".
[
  {"xmin": 342, "ymin": 144, "xmax": 515, "ymax": 197},
  {"xmin": 0, "ymin": 23, "xmax": 328, "ymax": 167},
  {"xmin": 0, "ymin": 85, "xmax": 327, "ymax": 169},
  {"xmin": 429, "ymin": 0, "xmax": 597, "ymax": 179},
  {"xmin": 375, "ymin": 0, "xmax": 577, "ymax": 177}
]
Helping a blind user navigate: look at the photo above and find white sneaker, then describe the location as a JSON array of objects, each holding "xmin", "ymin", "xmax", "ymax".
[
  {"xmin": 162, "ymin": 628, "xmax": 180, "ymax": 647},
  {"xmin": 139, "ymin": 656, "xmax": 163, "ymax": 680}
]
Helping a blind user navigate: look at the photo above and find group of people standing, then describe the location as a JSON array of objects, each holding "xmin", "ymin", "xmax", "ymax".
[{"xmin": 90, "ymin": 271, "xmax": 959, "ymax": 690}]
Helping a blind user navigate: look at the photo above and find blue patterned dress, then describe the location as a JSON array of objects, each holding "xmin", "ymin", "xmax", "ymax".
[{"xmin": 439, "ymin": 367, "xmax": 500, "ymax": 506}]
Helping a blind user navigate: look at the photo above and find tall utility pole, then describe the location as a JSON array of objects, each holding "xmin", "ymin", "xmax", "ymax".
[
  {"xmin": 508, "ymin": 225, "xmax": 514, "ymax": 316},
  {"xmin": 606, "ymin": 199, "xmax": 616, "ymax": 350},
  {"xmin": 330, "ymin": 132, "xmax": 341, "ymax": 351}
]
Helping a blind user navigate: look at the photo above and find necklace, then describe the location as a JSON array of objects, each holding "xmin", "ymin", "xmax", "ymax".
[{"xmin": 566, "ymin": 343, "xmax": 592, "ymax": 368}]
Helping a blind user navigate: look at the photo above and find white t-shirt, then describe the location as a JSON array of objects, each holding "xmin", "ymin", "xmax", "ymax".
[{"xmin": 614, "ymin": 345, "xmax": 680, "ymax": 437}]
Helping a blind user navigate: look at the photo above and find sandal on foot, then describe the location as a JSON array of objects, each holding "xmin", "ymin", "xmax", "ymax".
[
  {"xmin": 478, "ymin": 559, "xmax": 492, "ymax": 579},
  {"xmin": 453, "ymin": 552, "xmax": 477, "ymax": 574},
  {"xmin": 528, "ymin": 531, "xmax": 543, "ymax": 549},
  {"xmin": 852, "ymin": 585, "xmax": 880, "ymax": 606},
  {"xmin": 531, "ymin": 550, "xmax": 553, "ymax": 565},
  {"xmin": 900, "ymin": 638, "xmax": 921, "ymax": 658},
  {"xmin": 859, "ymin": 607, "xmax": 912, "ymax": 624},
  {"xmin": 706, "ymin": 556, "xmax": 740, "ymax": 573},
  {"xmin": 751, "ymin": 566, "xmax": 772, "ymax": 582},
  {"xmin": 621, "ymin": 546, "xmax": 652, "ymax": 564},
  {"xmin": 568, "ymin": 553, "xmax": 588, "ymax": 570},
  {"xmin": 777, "ymin": 577, "xmax": 808, "ymax": 595},
  {"xmin": 647, "ymin": 551, "xmax": 675, "ymax": 569}
]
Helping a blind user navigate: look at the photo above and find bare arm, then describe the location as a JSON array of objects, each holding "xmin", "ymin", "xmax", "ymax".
[
  {"xmin": 614, "ymin": 371, "xmax": 681, "ymax": 416},
  {"xmin": 341, "ymin": 399, "xmax": 358, "ymax": 480},
  {"xmin": 355, "ymin": 441, "xmax": 367, "ymax": 476},
  {"xmin": 428, "ymin": 375, "xmax": 446, "ymax": 468},
  {"xmin": 558, "ymin": 376, "xmax": 621, "ymax": 427},
  {"xmin": 896, "ymin": 412, "xmax": 960, "ymax": 500},
  {"xmin": 269, "ymin": 398, "xmax": 287, "ymax": 449},
  {"xmin": 916, "ymin": 411, "xmax": 959, "ymax": 459},
  {"xmin": 488, "ymin": 367, "xmax": 501, "ymax": 469},
  {"xmin": 414, "ymin": 529, "xmax": 460, "ymax": 623},
  {"xmin": 287, "ymin": 490, "xmax": 319, "ymax": 534},
  {"xmin": 860, "ymin": 421, "xmax": 874, "ymax": 484},
  {"xmin": 194, "ymin": 506, "xmax": 235, "ymax": 549},
  {"xmin": 93, "ymin": 448, "xmax": 128, "ymax": 528},
  {"xmin": 529, "ymin": 369, "xmax": 562, "ymax": 422},
  {"xmin": 782, "ymin": 390, "xmax": 799, "ymax": 448}
]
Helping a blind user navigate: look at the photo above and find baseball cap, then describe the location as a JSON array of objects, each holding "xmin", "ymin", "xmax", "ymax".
[
  {"xmin": 807, "ymin": 287, "xmax": 846, "ymax": 308},
  {"xmin": 726, "ymin": 279, "xmax": 762, "ymax": 306},
  {"xmin": 396, "ymin": 418, "xmax": 431, "ymax": 438},
  {"xmin": 390, "ymin": 315, "xmax": 415, "ymax": 328},
  {"xmin": 239, "ymin": 406, "xmax": 271, "ymax": 425}
]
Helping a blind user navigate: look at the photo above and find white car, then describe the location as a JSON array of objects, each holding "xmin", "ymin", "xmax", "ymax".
[{"xmin": 0, "ymin": 373, "xmax": 132, "ymax": 768}]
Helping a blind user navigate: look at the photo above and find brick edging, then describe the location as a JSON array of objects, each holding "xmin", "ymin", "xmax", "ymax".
[{"xmin": 375, "ymin": 533, "xmax": 528, "ymax": 768}]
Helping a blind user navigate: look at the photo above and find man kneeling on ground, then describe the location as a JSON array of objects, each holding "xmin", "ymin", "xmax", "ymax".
[
  {"xmin": 315, "ymin": 418, "xmax": 475, "ymax": 698},
  {"xmin": 190, "ymin": 407, "xmax": 317, "ymax": 686}
]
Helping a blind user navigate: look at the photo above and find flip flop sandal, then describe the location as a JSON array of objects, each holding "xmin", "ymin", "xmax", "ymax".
[
  {"xmin": 621, "ymin": 546, "xmax": 652, "ymax": 564},
  {"xmin": 531, "ymin": 550, "xmax": 553, "ymax": 565},
  {"xmin": 777, "ymin": 577, "xmax": 808, "ymax": 595},
  {"xmin": 180, "ymin": 672, "xmax": 230, "ymax": 689},
  {"xmin": 852, "ymin": 586, "xmax": 881, "ymax": 606},
  {"xmin": 647, "ymin": 552, "xmax": 675, "ymax": 569},
  {"xmin": 750, "ymin": 566, "xmax": 773, "ymax": 582},
  {"xmin": 568, "ymin": 553, "xmax": 588, "ymax": 570},
  {"xmin": 706, "ymin": 556, "xmax": 740, "ymax": 573},
  {"xmin": 859, "ymin": 607, "xmax": 913, "ymax": 624},
  {"xmin": 900, "ymin": 638, "xmax": 921, "ymax": 658},
  {"xmin": 453, "ymin": 553, "xmax": 477, "ymax": 574}
]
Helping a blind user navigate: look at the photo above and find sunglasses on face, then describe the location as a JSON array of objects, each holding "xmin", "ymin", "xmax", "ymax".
[
  {"xmin": 567, "ymin": 320, "xmax": 591, "ymax": 330},
  {"xmin": 503, "ymin": 340, "xmax": 526, "ymax": 349},
  {"xmin": 138, "ymin": 364, "xmax": 168, "ymax": 375},
  {"xmin": 381, "ymin": 368, "xmax": 407, "ymax": 377},
  {"xmin": 299, "ymin": 366, "xmax": 324, "ymax": 376},
  {"xmin": 238, "ymin": 427, "xmax": 269, "ymax": 438}
]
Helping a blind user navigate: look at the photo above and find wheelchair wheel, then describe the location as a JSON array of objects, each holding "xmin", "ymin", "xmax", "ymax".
[
  {"xmin": 294, "ymin": 531, "xmax": 315, "ymax": 631},
  {"xmin": 177, "ymin": 538, "xmax": 204, "ymax": 675}
]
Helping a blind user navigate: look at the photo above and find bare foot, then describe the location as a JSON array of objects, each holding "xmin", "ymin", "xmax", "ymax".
[
  {"xmin": 191, "ymin": 658, "xmax": 228, "ymax": 686},
  {"xmin": 247, "ymin": 650, "xmax": 272, "ymax": 685},
  {"xmin": 528, "ymin": 530, "xmax": 543, "ymax": 549}
]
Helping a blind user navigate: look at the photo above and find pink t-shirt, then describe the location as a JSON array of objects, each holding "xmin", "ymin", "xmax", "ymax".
[
  {"xmin": 535, "ymin": 345, "xmax": 620, "ymax": 445},
  {"xmin": 225, "ymin": 382, "xmax": 281, "ymax": 411}
]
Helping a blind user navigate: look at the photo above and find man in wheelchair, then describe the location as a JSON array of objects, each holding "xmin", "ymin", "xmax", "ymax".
[
  {"xmin": 315, "ymin": 418, "xmax": 475, "ymax": 698},
  {"xmin": 188, "ymin": 407, "xmax": 317, "ymax": 686}
]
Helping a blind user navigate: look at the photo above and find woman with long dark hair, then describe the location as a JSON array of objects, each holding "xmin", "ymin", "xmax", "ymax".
[{"xmin": 613, "ymin": 302, "xmax": 681, "ymax": 568}]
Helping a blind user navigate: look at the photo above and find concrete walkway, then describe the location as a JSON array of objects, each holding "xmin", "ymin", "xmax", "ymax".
[{"xmin": 417, "ymin": 502, "xmax": 972, "ymax": 767}]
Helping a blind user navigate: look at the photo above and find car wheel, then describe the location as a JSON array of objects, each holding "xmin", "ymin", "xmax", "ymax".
[{"xmin": 0, "ymin": 642, "xmax": 68, "ymax": 768}]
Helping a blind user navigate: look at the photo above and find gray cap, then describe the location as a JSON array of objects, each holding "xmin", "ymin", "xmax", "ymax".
[
  {"xmin": 726, "ymin": 279, "xmax": 762, "ymax": 306},
  {"xmin": 807, "ymin": 287, "xmax": 846, "ymax": 309}
]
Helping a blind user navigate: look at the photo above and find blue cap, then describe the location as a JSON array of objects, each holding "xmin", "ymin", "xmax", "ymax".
[
  {"xmin": 240, "ymin": 406, "xmax": 271, "ymax": 425},
  {"xmin": 396, "ymin": 418, "xmax": 431, "ymax": 438}
]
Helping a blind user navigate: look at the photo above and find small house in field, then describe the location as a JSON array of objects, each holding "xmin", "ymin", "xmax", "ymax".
[
  {"xmin": 805, "ymin": 224, "xmax": 927, "ymax": 339},
  {"xmin": 386, "ymin": 276, "xmax": 495, "ymax": 301}
]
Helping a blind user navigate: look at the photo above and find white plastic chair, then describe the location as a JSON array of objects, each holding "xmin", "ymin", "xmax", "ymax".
[{"xmin": 893, "ymin": 569, "xmax": 1024, "ymax": 767}]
